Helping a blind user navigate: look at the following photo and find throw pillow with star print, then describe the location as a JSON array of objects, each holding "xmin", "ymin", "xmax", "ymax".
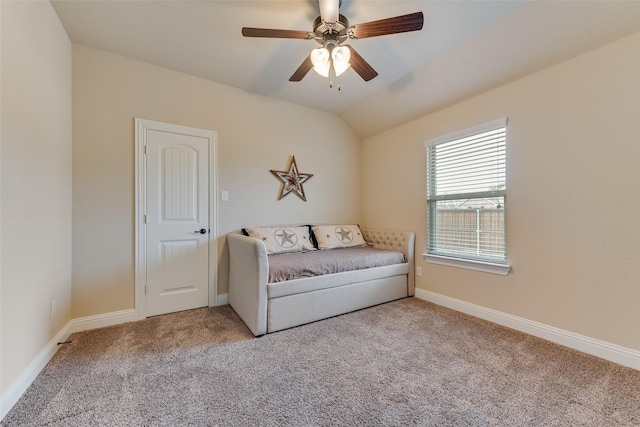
[
  {"xmin": 311, "ymin": 225, "xmax": 368, "ymax": 250},
  {"xmin": 244, "ymin": 226, "xmax": 316, "ymax": 254}
]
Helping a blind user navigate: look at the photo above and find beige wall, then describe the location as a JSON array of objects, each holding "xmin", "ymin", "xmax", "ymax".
[
  {"xmin": 361, "ymin": 32, "xmax": 640, "ymax": 351},
  {"xmin": 0, "ymin": 0, "xmax": 72, "ymax": 393},
  {"xmin": 72, "ymin": 44, "xmax": 361, "ymax": 318}
]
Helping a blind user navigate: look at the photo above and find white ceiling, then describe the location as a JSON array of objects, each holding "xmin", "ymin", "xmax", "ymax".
[{"xmin": 51, "ymin": 0, "xmax": 640, "ymax": 138}]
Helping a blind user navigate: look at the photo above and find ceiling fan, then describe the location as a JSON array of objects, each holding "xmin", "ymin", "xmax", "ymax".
[{"xmin": 241, "ymin": 0, "xmax": 424, "ymax": 83}]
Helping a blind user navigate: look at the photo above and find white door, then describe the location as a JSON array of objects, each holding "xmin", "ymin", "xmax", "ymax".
[{"xmin": 145, "ymin": 129, "xmax": 210, "ymax": 316}]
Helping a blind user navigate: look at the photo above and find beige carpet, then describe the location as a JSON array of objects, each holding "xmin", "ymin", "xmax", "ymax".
[{"xmin": 2, "ymin": 298, "xmax": 639, "ymax": 426}]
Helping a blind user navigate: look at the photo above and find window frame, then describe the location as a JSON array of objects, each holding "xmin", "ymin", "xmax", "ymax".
[{"xmin": 423, "ymin": 118, "xmax": 511, "ymax": 275}]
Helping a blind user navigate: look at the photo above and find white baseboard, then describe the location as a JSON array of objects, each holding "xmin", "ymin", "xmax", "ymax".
[
  {"xmin": 69, "ymin": 308, "xmax": 138, "ymax": 334},
  {"xmin": 216, "ymin": 293, "xmax": 228, "ymax": 306},
  {"xmin": 70, "ymin": 296, "xmax": 229, "ymax": 335},
  {"xmin": 0, "ymin": 320, "xmax": 72, "ymax": 420},
  {"xmin": 414, "ymin": 288, "xmax": 640, "ymax": 371}
]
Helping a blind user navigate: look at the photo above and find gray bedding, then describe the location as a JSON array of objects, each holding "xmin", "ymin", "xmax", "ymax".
[{"xmin": 268, "ymin": 246, "xmax": 406, "ymax": 283}]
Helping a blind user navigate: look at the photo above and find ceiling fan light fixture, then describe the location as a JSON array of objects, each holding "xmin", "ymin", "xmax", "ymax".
[
  {"xmin": 311, "ymin": 47, "xmax": 331, "ymax": 77},
  {"xmin": 331, "ymin": 45, "xmax": 351, "ymax": 76},
  {"xmin": 243, "ymin": 1, "xmax": 423, "ymax": 84}
]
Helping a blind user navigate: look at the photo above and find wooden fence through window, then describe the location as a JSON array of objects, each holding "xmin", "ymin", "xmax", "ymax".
[{"xmin": 435, "ymin": 209, "xmax": 505, "ymax": 258}]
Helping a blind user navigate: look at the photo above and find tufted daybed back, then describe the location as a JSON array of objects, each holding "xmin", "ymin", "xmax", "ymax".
[
  {"xmin": 362, "ymin": 228, "xmax": 415, "ymax": 296},
  {"xmin": 362, "ymin": 229, "xmax": 412, "ymax": 259}
]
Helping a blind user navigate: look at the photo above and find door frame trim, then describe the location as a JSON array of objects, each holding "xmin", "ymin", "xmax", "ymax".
[{"xmin": 134, "ymin": 118, "xmax": 218, "ymax": 320}]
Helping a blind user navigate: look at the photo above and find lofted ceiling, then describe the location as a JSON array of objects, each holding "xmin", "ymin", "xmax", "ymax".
[{"xmin": 51, "ymin": 0, "xmax": 640, "ymax": 138}]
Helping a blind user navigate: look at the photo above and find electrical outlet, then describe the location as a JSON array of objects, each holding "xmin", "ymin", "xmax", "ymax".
[
  {"xmin": 416, "ymin": 266, "xmax": 423, "ymax": 276},
  {"xmin": 50, "ymin": 300, "xmax": 56, "ymax": 320}
]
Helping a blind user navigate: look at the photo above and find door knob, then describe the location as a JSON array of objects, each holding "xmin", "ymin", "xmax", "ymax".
[{"xmin": 195, "ymin": 228, "xmax": 207, "ymax": 234}]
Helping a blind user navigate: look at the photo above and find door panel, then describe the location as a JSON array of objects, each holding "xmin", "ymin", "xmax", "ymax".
[
  {"xmin": 146, "ymin": 130, "xmax": 209, "ymax": 316},
  {"xmin": 162, "ymin": 146, "xmax": 198, "ymax": 221}
]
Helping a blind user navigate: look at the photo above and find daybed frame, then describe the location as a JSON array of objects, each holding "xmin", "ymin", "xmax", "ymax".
[{"xmin": 228, "ymin": 228, "xmax": 415, "ymax": 336}]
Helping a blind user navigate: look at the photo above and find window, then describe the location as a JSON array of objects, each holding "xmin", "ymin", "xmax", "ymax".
[{"xmin": 424, "ymin": 118, "xmax": 510, "ymax": 275}]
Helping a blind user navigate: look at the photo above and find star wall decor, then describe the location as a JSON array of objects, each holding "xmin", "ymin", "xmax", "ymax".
[{"xmin": 270, "ymin": 156, "xmax": 314, "ymax": 201}]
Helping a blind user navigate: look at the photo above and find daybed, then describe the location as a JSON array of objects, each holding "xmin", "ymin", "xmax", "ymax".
[{"xmin": 228, "ymin": 225, "xmax": 415, "ymax": 336}]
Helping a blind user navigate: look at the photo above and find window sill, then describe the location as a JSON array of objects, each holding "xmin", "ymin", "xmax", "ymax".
[{"xmin": 422, "ymin": 253, "xmax": 512, "ymax": 276}]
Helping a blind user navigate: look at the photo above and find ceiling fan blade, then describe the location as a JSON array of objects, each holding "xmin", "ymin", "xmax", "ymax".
[
  {"xmin": 345, "ymin": 46, "xmax": 378, "ymax": 82},
  {"xmin": 318, "ymin": 0, "xmax": 339, "ymax": 24},
  {"xmin": 289, "ymin": 55, "xmax": 314, "ymax": 82},
  {"xmin": 348, "ymin": 12, "xmax": 424, "ymax": 39},
  {"xmin": 242, "ymin": 27, "xmax": 313, "ymax": 39}
]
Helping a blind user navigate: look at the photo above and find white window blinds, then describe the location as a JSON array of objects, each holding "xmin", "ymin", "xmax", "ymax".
[{"xmin": 425, "ymin": 118, "xmax": 507, "ymax": 263}]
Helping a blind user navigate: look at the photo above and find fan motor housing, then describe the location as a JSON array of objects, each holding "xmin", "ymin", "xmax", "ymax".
[{"xmin": 313, "ymin": 14, "xmax": 349, "ymax": 45}]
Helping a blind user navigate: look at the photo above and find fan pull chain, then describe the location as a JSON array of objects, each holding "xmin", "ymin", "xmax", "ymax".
[
  {"xmin": 328, "ymin": 69, "xmax": 341, "ymax": 91},
  {"xmin": 328, "ymin": 81, "xmax": 342, "ymax": 91}
]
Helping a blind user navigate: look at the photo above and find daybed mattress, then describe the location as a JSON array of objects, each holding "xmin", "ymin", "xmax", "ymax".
[{"xmin": 267, "ymin": 246, "xmax": 406, "ymax": 283}]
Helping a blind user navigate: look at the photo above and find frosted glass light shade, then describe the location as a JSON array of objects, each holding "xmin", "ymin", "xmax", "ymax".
[
  {"xmin": 311, "ymin": 47, "xmax": 331, "ymax": 77},
  {"xmin": 331, "ymin": 46, "xmax": 351, "ymax": 76}
]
